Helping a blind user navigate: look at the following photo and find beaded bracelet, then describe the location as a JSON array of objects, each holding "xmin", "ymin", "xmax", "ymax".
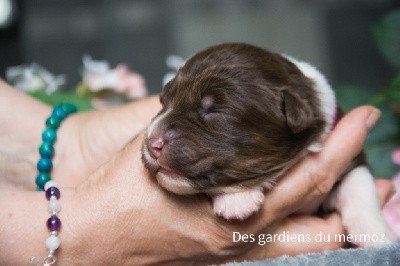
[
  {"xmin": 31, "ymin": 181, "xmax": 62, "ymax": 266},
  {"xmin": 31, "ymin": 103, "xmax": 77, "ymax": 266},
  {"xmin": 36, "ymin": 103, "xmax": 77, "ymax": 191}
]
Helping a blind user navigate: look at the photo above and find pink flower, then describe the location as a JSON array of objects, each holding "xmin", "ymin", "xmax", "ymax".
[
  {"xmin": 392, "ymin": 149, "xmax": 400, "ymax": 166},
  {"xmin": 392, "ymin": 148, "xmax": 400, "ymax": 189},
  {"xmin": 383, "ymin": 148, "xmax": 400, "ymax": 239},
  {"xmin": 114, "ymin": 64, "xmax": 147, "ymax": 99},
  {"xmin": 383, "ymin": 192, "xmax": 400, "ymax": 239},
  {"xmin": 82, "ymin": 55, "xmax": 147, "ymax": 100}
]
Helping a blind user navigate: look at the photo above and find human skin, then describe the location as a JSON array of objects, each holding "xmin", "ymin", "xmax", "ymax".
[
  {"xmin": 0, "ymin": 78, "xmax": 161, "ymax": 190},
  {"xmin": 0, "ymin": 79, "xmax": 391, "ymax": 265}
]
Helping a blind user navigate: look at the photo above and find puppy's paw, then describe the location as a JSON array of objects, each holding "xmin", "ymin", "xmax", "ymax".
[{"xmin": 212, "ymin": 189, "xmax": 264, "ymax": 221}]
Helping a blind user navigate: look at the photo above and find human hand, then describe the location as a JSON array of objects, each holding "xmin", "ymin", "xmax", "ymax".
[
  {"xmin": 0, "ymin": 79, "xmax": 161, "ymax": 190},
  {"xmin": 57, "ymin": 105, "xmax": 382, "ymax": 264},
  {"xmin": 49, "ymin": 95, "xmax": 161, "ymax": 188},
  {"xmin": 249, "ymin": 178, "xmax": 395, "ymax": 260}
]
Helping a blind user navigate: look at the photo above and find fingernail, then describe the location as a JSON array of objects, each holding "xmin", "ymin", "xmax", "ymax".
[{"xmin": 366, "ymin": 108, "xmax": 381, "ymax": 131}]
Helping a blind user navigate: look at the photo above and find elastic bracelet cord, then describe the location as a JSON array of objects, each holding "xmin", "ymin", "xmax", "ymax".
[{"xmin": 31, "ymin": 103, "xmax": 77, "ymax": 266}]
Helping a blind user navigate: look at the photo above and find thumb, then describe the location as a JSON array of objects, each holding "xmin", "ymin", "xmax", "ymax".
[
  {"xmin": 264, "ymin": 106, "xmax": 381, "ymax": 219},
  {"xmin": 319, "ymin": 106, "xmax": 381, "ymax": 179}
]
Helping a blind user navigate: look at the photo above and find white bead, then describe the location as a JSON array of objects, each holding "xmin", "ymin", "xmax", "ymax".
[
  {"xmin": 44, "ymin": 180, "xmax": 58, "ymax": 191},
  {"xmin": 45, "ymin": 235, "xmax": 60, "ymax": 250},
  {"xmin": 48, "ymin": 198, "xmax": 61, "ymax": 213}
]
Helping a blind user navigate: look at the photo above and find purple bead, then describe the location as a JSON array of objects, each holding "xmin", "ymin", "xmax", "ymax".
[
  {"xmin": 45, "ymin": 186, "xmax": 60, "ymax": 200},
  {"xmin": 47, "ymin": 214, "xmax": 61, "ymax": 232}
]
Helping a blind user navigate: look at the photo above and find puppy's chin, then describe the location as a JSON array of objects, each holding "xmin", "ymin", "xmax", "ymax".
[
  {"xmin": 156, "ymin": 170, "xmax": 197, "ymax": 195},
  {"xmin": 142, "ymin": 142, "xmax": 197, "ymax": 195}
]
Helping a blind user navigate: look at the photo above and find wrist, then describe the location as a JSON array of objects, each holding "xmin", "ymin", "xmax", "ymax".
[
  {"xmin": 0, "ymin": 91, "xmax": 51, "ymax": 189},
  {"xmin": 57, "ymin": 134, "xmax": 149, "ymax": 264},
  {"xmin": 58, "ymin": 174, "xmax": 142, "ymax": 264},
  {"xmin": 55, "ymin": 187, "xmax": 89, "ymax": 265},
  {"xmin": 48, "ymin": 112, "xmax": 83, "ymax": 187}
]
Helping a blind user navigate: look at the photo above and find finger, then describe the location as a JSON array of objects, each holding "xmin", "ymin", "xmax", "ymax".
[
  {"xmin": 319, "ymin": 106, "xmax": 381, "ymax": 179},
  {"xmin": 375, "ymin": 179, "xmax": 396, "ymax": 207},
  {"xmin": 263, "ymin": 106, "xmax": 381, "ymax": 221},
  {"xmin": 244, "ymin": 213, "xmax": 345, "ymax": 260}
]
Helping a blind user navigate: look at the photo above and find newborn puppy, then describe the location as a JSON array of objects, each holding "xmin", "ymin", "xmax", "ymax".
[{"xmin": 142, "ymin": 43, "xmax": 395, "ymax": 246}]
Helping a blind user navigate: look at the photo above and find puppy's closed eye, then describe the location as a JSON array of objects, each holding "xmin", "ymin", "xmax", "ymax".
[
  {"xmin": 198, "ymin": 96, "xmax": 220, "ymax": 120},
  {"xmin": 201, "ymin": 95, "xmax": 214, "ymax": 110}
]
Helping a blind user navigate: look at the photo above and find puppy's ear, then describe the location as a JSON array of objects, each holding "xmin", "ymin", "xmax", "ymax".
[{"xmin": 282, "ymin": 89, "xmax": 314, "ymax": 134}]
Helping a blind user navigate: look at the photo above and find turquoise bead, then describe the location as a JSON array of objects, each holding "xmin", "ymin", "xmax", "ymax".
[
  {"xmin": 61, "ymin": 103, "xmax": 77, "ymax": 114},
  {"xmin": 39, "ymin": 142, "xmax": 54, "ymax": 158},
  {"xmin": 37, "ymin": 158, "xmax": 53, "ymax": 172},
  {"xmin": 52, "ymin": 106, "xmax": 67, "ymax": 120},
  {"xmin": 35, "ymin": 103, "xmax": 77, "ymax": 191},
  {"xmin": 42, "ymin": 128, "xmax": 57, "ymax": 143},
  {"xmin": 36, "ymin": 172, "xmax": 51, "ymax": 188},
  {"xmin": 46, "ymin": 116, "xmax": 61, "ymax": 129}
]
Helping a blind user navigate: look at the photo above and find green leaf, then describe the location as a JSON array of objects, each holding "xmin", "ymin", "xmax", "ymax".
[
  {"xmin": 372, "ymin": 9, "xmax": 400, "ymax": 69},
  {"xmin": 385, "ymin": 72, "xmax": 400, "ymax": 105},
  {"xmin": 28, "ymin": 90, "xmax": 93, "ymax": 111},
  {"xmin": 335, "ymin": 85, "xmax": 400, "ymax": 178}
]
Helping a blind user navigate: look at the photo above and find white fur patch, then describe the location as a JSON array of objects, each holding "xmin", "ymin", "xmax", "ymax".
[
  {"xmin": 146, "ymin": 108, "xmax": 171, "ymax": 138},
  {"xmin": 156, "ymin": 170, "xmax": 196, "ymax": 195},
  {"xmin": 324, "ymin": 166, "xmax": 396, "ymax": 246}
]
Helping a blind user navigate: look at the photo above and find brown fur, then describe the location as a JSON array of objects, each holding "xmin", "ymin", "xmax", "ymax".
[{"xmin": 145, "ymin": 43, "xmax": 327, "ymax": 190}]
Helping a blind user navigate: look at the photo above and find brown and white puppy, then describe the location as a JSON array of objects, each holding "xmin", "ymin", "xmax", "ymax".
[{"xmin": 142, "ymin": 43, "xmax": 395, "ymax": 246}]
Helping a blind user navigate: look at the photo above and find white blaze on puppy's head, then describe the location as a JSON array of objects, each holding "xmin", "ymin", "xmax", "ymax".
[{"xmin": 143, "ymin": 108, "xmax": 198, "ymax": 195}]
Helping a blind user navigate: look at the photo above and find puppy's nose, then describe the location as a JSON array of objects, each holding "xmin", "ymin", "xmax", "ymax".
[{"xmin": 147, "ymin": 138, "xmax": 164, "ymax": 158}]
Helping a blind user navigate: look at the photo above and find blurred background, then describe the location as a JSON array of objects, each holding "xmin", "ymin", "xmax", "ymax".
[
  {"xmin": 0, "ymin": 0, "xmax": 399, "ymax": 177},
  {"xmin": 0, "ymin": 0, "xmax": 399, "ymax": 93}
]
